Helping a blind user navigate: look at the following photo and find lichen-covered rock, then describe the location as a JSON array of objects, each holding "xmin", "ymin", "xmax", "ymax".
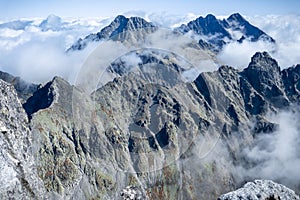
[
  {"xmin": 0, "ymin": 80, "xmax": 45, "ymax": 199},
  {"xmin": 0, "ymin": 70, "xmax": 38, "ymax": 103},
  {"xmin": 218, "ymin": 180, "xmax": 300, "ymax": 200}
]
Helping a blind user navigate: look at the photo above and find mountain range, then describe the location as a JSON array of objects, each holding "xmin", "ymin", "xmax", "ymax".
[
  {"xmin": 0, "ymin": 12, "xmax": 299, "ymax": 200},
  {"xmin": 1, "ymin": 50, "xmax": 299, "ymax": 199},
  {"xmin": 68, "ymin": 13, "xmax": 275, "ymax": 52}
]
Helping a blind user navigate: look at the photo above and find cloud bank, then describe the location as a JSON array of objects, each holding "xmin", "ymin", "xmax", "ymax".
[
  {"xmin": 0, "ymin": 15, "xmax": 108, "ymax": 84},
  {"xmin": 218, "ymin": 14, "xmax": 300, "ymax": 69},
  {"xmin": 240, "ymin": 107, "xmax": 300, "ymax": 189},
  {"xmin": 0, "ymin": 13, "xmax": 299, "ymax": 85}
]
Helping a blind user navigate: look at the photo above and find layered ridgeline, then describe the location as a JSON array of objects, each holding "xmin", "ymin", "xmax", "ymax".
[
  {"xmin": 0, "ymin": 51, "xmax": 299, "ymax": 199},
  {"xmin": 68, "ymin": 13, "xmax": 274, "ymax": 52}
]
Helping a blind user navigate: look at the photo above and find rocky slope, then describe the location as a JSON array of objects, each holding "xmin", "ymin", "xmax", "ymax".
[
  {"xmin": 218, "ymin": 180, "xmax": 300, "ymax": 200},
  {"xmin": 0, "ymin": 71, "xmax": 38, "ymax": 103},
  {"xmin": 14, "ymin": 52, "xmax": 299, "ymax": 199},
  {"xmin": 0, "ymin": 51, "xmax": 299, "ymax": 199}
]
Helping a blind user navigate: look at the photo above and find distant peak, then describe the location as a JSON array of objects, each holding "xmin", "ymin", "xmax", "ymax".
[
  {"xmin": 227, "ymin": 13, "xmax": 245, "ymax": 22},
  {"xmin": 114, "ymin": 15, "xmax": 127, "ymax": 21},
  {"xmin": 205, "ymin": 14, "xmax": 217, "ymax": 20},
  {"xmin": 251, "ymin": 51, "xmax": 273, "ymax": 62},
  {"xmin": 46, "ymin": 14, "xmax": 61, "ymax": 19}
]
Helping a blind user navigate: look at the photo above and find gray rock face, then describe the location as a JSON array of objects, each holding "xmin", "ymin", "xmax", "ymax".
[
  {"xmin": 218, "ymin": 180, "xmax": 300, "ymax": 200},
  {"xmin": 0, "ymin": 51, "xmax": 299, "ymax": 199},
  {"xmin": 0, "ymin": 71, "xmax": 38, "ymax": 103},
  {"xmin": 0, "ymin": 80, "xmax": 45, "ymax": 199},
  {"xmin": 242, "ymin": 52, "xmax": 289, "ymax": 108},
  {"xmin": 281, "ymin": 64, "xmax": 300, "ymax": 102}
]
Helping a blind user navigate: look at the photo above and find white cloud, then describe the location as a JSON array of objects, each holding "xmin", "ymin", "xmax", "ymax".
[
  {"xmin": 218, "ymin": 14, "xmax": 300, "ymax": 69},
  {"xmin": 239, "ymin": 107, "xmax": 300, "ymax": 189},
  {"xmin": 0, "ymin": 13, "xmax": 299, "ymax": 85},
  {"xmin": 0, "ymin": 16, "xmax": 108, "ymax": 84},
  {"xmin": 217, "ymin": 39, "xmax": 276, "ymax": 69}
]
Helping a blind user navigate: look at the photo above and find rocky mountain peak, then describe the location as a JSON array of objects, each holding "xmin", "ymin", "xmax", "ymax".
[
  {"xmin": 248, "ymin": 52, "xmax": 280, "ymax": 72},
  {"xmin": 68, "ymin": 15, "xmax": 155, "ymax": 51},
  {"xmin": 176, "ymin": 13, "xmax": 275, "ymax": 50},
  {"xmin": 243, "ymin": 52, "xmax": 288, "ymax": 108},
  {"xmin": 22, "ymin": 75, "xmax": 75, "ymax": 119},
  {"xmin": 226, "ymin": 14, "xmax": 275, "ymax": 43},
  {"xmin": 227, "ymin": 13, "xmax": 246, "ymax": 23},
  {"xmin": 39, "ymin": 14, "xmax": 63, "ymax": 31},
  {"xmin": 114, "ymin": 15, "xmax": 128, "ymax": 22}
]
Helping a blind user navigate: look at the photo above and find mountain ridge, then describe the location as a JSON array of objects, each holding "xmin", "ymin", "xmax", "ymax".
[
  {"xmin": 68, "ymin": 13, "xmax": 274, "ymax": 52},
  {"xmin": 2, "ymin": 51, "xmax": 297, "ymax": 199}
]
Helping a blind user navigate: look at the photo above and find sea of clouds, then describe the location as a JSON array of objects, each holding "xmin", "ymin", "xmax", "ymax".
[{"xmin": 0, "ymin": 12, "xmax": 299, "ymax": 85}]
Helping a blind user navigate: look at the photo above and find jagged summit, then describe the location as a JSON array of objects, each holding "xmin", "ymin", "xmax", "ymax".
[
  {"xmin": 243, "ymin": 52, "xmax": 288, "ymax": 108},
  {"xmin": 226, "ymin": 13, "xmax": 275, "ymax": 43},
  {"xmin": 248, "ymin": 52, "xmax": 280, "ymax": 71},
  {"xmin": 177, "ymin": 13, "xmax": 231, "ymax": 48},
  {"xmin": 176, "ymin": 13, "xmax": 275, "ymax": 49},
  {"xmin": 68, "ymin": 15, "xmax": 156, "ymax": 51},
  {"xmin": 68, "ymin": 13, "xmax": 274, "ymax": 52},
  {"xmin": 227, "ymin": 13, "xmax": 245, "ymax": 22}
]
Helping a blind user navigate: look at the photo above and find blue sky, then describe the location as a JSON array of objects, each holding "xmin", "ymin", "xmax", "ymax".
[{"xmin": 0, "ymin": 0, "xmax": 299, "ymax": 19}]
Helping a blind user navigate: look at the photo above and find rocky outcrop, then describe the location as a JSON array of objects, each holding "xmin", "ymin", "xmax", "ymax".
[
  {"xmin": 0, "ymin": 80, "xmax": 45, "ymax": 199},
  {"xmin": 218, "ymin": 180, "xmax": 300, "ymax": 200},
  {"xmin": 0, "ymin": 71, "xmax": 38, "ymax": 103}
]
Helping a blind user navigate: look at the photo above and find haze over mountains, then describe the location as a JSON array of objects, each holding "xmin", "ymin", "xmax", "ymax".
[
  {"xmin": 68, "ymin": 13, "xmax": 275, "ymax": 52},
  {"xmin": 0, "ymin": 12, "xmax": 300, "ymax": 199},
  {"xmin": 0, "ymin": 12, "xmax": 299, "ymax": 83}
]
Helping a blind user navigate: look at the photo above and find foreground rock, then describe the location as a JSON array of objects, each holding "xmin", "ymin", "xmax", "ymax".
[
  {"xmin": 218, "ymin": 180, "xmax": 300, "ymax": 200},
  {"xmin": 0, "ymin": 80, "xmax": 45, "ymax": 199}
]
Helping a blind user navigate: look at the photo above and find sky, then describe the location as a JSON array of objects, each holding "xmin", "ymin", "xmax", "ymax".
[{"xmin": 0, "ymin": 0, "xmax": 300, "ymax": 19}]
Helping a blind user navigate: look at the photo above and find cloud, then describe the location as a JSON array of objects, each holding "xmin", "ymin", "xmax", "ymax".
[
  {"xmin": 122, "ymin": 11, "xmax": 198, "ymax": 28},
  {"xmin": 0, "ymin": 16, "xmax": 108, "ymax": 84},
  {"xmin": 0, "ymin": 13, "xmax": 299, "ymax": 86},
  {"xmin": 217, "ymin": 39, "xmax": 276, "ymax": 69},
  {"xmin": 218, "ymin": 14, "xmax": 300, "ymax": 69},
  {"xmin": 239, "ymin": 107, "xmax": 300, "ymax": 188}
]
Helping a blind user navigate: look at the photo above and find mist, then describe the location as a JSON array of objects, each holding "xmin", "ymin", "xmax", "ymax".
[
  {"xmin": 0, "ymin": 13, "xmax": 299, "ymax": 85},
  {"xmin": 237, "ymin": 106, "xmax": 300, "ymax": 189},
  {"xmin": 218, "ymin": 14, "xmax": 300, "ymax": 69},
  {"xmin": 0, "ymin": 16, "xmax": 107, "ymax": 84}
]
